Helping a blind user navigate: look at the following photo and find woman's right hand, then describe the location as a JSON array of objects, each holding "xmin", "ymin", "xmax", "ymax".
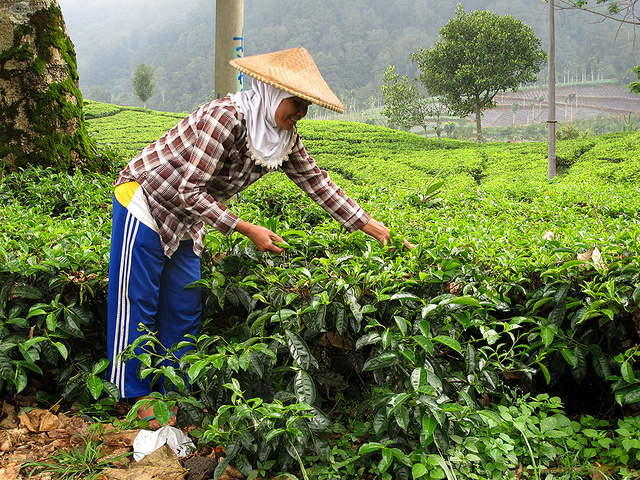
[{"xmin": 235, "ymin": 220, "xmax": 286, "ymax": 253}]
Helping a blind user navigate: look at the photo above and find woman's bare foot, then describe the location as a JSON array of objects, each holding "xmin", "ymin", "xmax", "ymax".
[{"xmin": 135, "ymin": 396, "xmax": 178, "ymax": 429}]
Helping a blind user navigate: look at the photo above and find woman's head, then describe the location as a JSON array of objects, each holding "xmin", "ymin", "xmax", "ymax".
[
  {"xmin": 251, "ymin": 80, "xmax": 310, "ymax": 131},
  {"xmin": 275, "ymin": 97, "xmax": 311, "ymax": 130}
]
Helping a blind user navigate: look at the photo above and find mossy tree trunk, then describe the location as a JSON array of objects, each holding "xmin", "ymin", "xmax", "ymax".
[{"xmin": 0, "ymin": 0, "xmax": 100, "ymax": 173}]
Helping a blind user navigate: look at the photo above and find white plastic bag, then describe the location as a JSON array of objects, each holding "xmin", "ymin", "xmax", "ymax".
[{"xmin": 132, "ymin": 425, "xmax": 196, "ymax": 462}]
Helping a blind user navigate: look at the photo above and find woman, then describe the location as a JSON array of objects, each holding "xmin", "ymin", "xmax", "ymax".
[{"xmin": 107, "ymin": 47, "xmax": 412, "ymax": 427}]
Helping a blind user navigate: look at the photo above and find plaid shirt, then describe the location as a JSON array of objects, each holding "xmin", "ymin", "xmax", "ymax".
[{"xmin": 115, "ymin": 96, "xmax": 371, "ymax": 257}]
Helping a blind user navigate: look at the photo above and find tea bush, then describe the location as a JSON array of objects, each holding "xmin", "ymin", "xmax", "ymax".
[{"xmin": 3, "ymin": 108, "xmax": 640, "ymax": 478}]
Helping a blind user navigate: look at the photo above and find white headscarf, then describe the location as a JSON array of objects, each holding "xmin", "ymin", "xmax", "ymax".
[{"xmin": 231, "ymin": 80, "xmax": 297, "ymax": 170}]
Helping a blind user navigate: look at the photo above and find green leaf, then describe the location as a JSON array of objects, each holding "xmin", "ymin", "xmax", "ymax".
[
  {"xmin": 422, "ymin": 414, "xmax": 437, "ymax": 441},
  {"xmin": 358, "ymin": 442, "xmax": 385, "ymax": 455},
  {"xmin": 433, "ymin": 335, "xmax": 462, "ymax": 355},
  {"xmin": 373, "ymin": 409, "xmax": 389, "ymax": 435},
  {"xmin": 445, "ymin": 296, "xmax": 480, "ymax": 306},
  {"xmin": 87, "ymin": 375, "xmax": 104, "ymax": 400},
  {"xmin": 621, "ymin": 361, "xmax": 634, "ymax": 383},
  {"xmin": 12, "ymin": 285, "xmax": 42, "ymax": 299},
  {"xmin": 14, "ymin": 366, "xmax": 28, "ymax": 394},
  {"xmin": 413, "ymin": 335, "xmax": 433, "ymax": 355},
  {"xmin": 624, "ymin": 388, "xmax": 640, "ymax": 404},
  {"xmin": 362, "ymin": 352, "xmax": 398, "ymax": 371},
  {"xmin": 571, "ymin": 346, "xmax": 588, "ymax": 382},
  {"xmin": 541, "ymin": 325, "xmax": 555, "ymax": 348},
  {"xmin": 46, "ymin": 312, "xmax": 58, "ymax": 332},
  {"xmin": 395, "ymin": 405, "xmax": 410, "ymax": 431},
  {"xmin": 561, "ymin": 348, "xmax": 578, "ymax": 368},
  {"xmin": 379, "ymin": 448, "xmax": 393, "ymax": 473},
  {"xmin": 52, "ymin": 342, "xmax": 69, "ymax": 360},
  {"xmin": 335, "ymin": 308, "xmax": 347, "ymax": 335},
  {"xmin": 532, "ymin": 297, "xmax": 552, "ymax": 312},
  {"xmin": 538, "ymin": 362, "xmax": 551, "ymax": 384},
  {"xmin": 294, "ymin": 370, "xmax": 316, "ymax": 405},
  {"xmin": 591, "ymin": 351, "xmax": 610, "ymax": 379},
  {"xmin": 91, "ymin": 358, "xmax": 110, "ymax": 375},
  {"xmin": 0, "ymin": 351, "xmax": 13, "ymax": 381},
  {"xmin": 554, "ymin": 283, "xmax": 570, "ymax": 303},
  {"xmin": 26, "ymin": 307, "xmax": 47, "ymax": 319},
  {"xmin": 286, "ymin": 330, "xmax": 318, "ymax": 370},
  {"xmin": 412, "ymin": 463, "xmax": 427, "ymax": 479},
  {"xmin": 152, "ymin": 401, "xmax": 172, "ymax": 426}
]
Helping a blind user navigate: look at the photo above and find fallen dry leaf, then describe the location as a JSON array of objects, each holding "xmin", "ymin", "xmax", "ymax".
[
  {"xmin": 102, "ymin": 429, "xmax": 140, "ymax": 448},
  {"xmin": 577, "ymin": 246, "xmax": 606, "ymax": 270},
  {"xmin": 542, "ymin": 230, "xmax": 554, "ymax": 240},
  {"xmin": 219, "ymin": 465, "xmax": 243, "ymax": 480},
  {"xmin": 18, "ymin": 409, "xmax": 59, "ymax": 433},
  {"xmin": 102, "ymin": 445, "xmax": 186, "ymax": 480},
  {"xmin": 319, "ymin": 332, "xmax": 354, "ymax": 350}
]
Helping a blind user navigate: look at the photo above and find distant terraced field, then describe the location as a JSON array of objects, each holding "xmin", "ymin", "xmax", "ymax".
[{"xmin": 482, "ymin": 83, "xmax": 640, "ymax": 127}]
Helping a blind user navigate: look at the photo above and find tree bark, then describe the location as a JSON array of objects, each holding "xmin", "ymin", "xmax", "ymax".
[
  {"xmin": 0, "ymin": 0, "xmax": 99, "ymax": 173},
  {"xmin": 474, "ymin": 102, "xmax": 483, "ymax": 144}
]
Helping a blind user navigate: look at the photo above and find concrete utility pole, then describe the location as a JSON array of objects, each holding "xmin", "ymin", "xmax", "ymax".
[
  {"xmin": 548, "ymin": 0, "xmax": 557, "ymax": 179},
  {"xmin": 214, "ymin": 0, "xmax": 245, "ymax": 98}
]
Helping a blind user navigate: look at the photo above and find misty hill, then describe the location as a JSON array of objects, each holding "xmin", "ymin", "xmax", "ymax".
[{"xmin": 60, "ymin": 0, "xmax": 639, "ymax": 117}]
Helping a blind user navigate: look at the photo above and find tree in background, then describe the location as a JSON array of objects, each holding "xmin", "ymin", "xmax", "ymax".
[
  {"xmin": 557, "ymin": 0, "xmax": 639, "ymax": 25},
  {"xmin": 411, "ymin": 6, "xmax": 547, "ymax": 144},
  {"xmin": 630, "ymin": 66, "xmax": 640, "ymax": 95},
  {"xmin": 511, "ymin": 102, "xmax": 520, "ymax": 124},
  {"xmin": 0, "ymin": 0, "xmax": 97, "ymax": 172},
  {"xmin": 133, "ymin": 63, "xmax": 155, "ymax": 108},
  {"xmin": 381, "ymin": 66, "xmax": 449, "ymax": 143}
]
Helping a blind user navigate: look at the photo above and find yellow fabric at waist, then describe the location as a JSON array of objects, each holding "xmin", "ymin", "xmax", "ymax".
[{"xmin": 114, "ymin": 181, "xmax": 140, "ymax": 208}]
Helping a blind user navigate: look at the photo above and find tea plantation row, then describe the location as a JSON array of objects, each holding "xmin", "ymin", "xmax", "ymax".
[{"xmin": 2, "ymin": 101, "xmax": 640, "ymax": 479}]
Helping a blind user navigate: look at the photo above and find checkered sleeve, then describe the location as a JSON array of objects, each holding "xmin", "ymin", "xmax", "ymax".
[
  {"xmin": 281, "ymin": 134, "xmax": 371, "ymax": 232},
  {"xmin": 173, "ymin": 107, "xmax": 241, "ymax": 236}
]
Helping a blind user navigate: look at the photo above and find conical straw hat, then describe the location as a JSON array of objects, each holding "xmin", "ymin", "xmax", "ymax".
[{"xmin": 230, "ymin": 47, "xmax": 344, "ymax": 113}]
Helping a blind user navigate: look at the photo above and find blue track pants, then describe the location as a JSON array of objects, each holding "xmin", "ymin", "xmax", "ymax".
[{"xmin": 107, "ymin": 197, "xmax": 202, "ymax": 398}]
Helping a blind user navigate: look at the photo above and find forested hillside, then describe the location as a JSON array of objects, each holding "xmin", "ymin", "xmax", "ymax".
[{"xmin": 60, "ymin": 0, "xmax": 640, "ymax": 114}]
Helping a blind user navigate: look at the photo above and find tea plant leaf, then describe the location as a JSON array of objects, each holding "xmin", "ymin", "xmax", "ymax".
[
  {"xmin": 444, "ymin": 296, "xmax": 481, "ymax": 307},
  {"xmin": 624, "ymin": 388, "xmax": 640, "ymax": 404},
  {"xmin": 379, "ymin": 448, "xmax": 393, "ymax": 473},
  {"xmin": 391, "ymin": 292, "xmax": 421, "ymax": 302},
  {"xmin": 91, "ymin": 358, "xmax": 109, "ymax": 377},
  {"xmin": 335, "ymin": 308, "xmax": 347, "ymax": 335},
  {"xmin": 356, "ymin": 332, "xmax": 382, "ymax": 349},
  {"xmin": 422, "ymin": 413, "xmax": 438, "ymax": 442},
  {"xmin": 532, "ymin": 297, "xmax": 552, "ymax": 312},
  {"xmin": 15, "ymin": 366, "xmax": 28, "ymax": 393},
  {"xmin": 363, "ymin": 352, "xmax": 398, "ymax": 371},
  {"xmin": 52, "ymin": 342, "xmax": 69, "ymax": 361},
  {"xmin": 591, "ymin": 351, "xmax": 611, "ymax": 379},
  {"xmin": 286, "ymin": 330, "xmax": 318, "ymax": 370},
  {"xmin": 548, "ymin": 302, "xmax": 567, "ymax": 327},
  {"xmin": 621, "ymin": 361, "xmax": 634, "ymax": 383},
  {"xmin": 421, "ymin": 304, "xmax": 438, "ymax": 319},
  {"xmin": 11, "ymin": 285, "xmax": 42, "ymax": 299},
  {"xmin": 412, "ymin": 462, "xmax": 427, "ymax": 479},
  {"xmin": 373, "ymin": 410, "xmax": 389, "ymax": 435},
  {"xmin": 571, "ymin": 346, "xmax": 588, "ymax": 382},
  {"xmin": 294, "ymin": 370, "xmax": 316, "ymax": 404},
  {"xmin": 358, "ymin": 442, "xmax": 385, "ymax": 455},
  {"xmin": 433, "ymin": 335, "xmax": 462, "ymax": 355},
  {"xmin": 413, "ymin": 335, "xmax": 434, "ymax": 355},
  {"xmin": 102, "ymin": 381, "xmax": 120, "ymax": 401},
  {"xmin": 541, "ymin": 325, "xmax": 555, "ymax": 348},
  {"xmin": 87, "ymin": 374, "xmax": 103, "ymax": 399},
  {"xmin": 561, "ymin": 348, "xmax": 579, "ymax": 368}
]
